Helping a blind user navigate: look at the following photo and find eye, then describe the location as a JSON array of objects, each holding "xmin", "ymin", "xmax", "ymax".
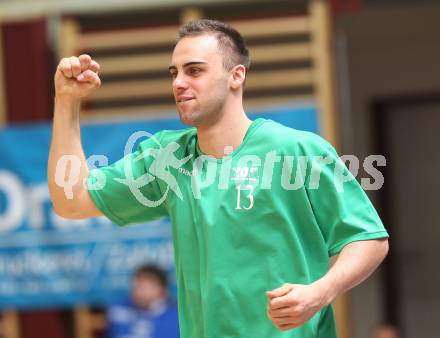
[
  {"xmin": 169, "ymin": 71, "xmax": 177, "ymax": 79},
  {"xmin": 189, "ymin": 68, "xmax": 201, "ymax": 75}
]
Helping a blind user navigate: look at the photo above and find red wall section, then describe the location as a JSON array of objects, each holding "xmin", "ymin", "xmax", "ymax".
[{"xmin": 1, "ymin": 19, "xmax": 53, "ymax": 123}]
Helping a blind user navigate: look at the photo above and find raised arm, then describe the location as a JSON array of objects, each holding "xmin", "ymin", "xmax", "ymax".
[{"xmin": 48, "ymin": 54, "xmax": 103, "ymax": 219}]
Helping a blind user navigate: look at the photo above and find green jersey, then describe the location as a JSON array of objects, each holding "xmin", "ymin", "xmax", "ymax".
[{"xmin": 88, "ymin": 118, "xmax": 388, "ymax": 338}]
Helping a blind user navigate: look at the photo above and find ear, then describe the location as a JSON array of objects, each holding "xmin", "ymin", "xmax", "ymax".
[{"xmin": 230, "ymin": 64, "xmax": 246, "ymax": 89}]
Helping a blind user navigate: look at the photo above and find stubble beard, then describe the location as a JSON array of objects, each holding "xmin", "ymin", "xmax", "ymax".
[{"xmin": 179, "ymin": 92, "xmax": 228, "ymax": 128}]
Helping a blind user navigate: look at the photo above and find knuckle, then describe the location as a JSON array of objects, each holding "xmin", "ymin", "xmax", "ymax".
[
  {"xmin": 59, "ymin": 60, "xmax": 69, "ymax": 68},
  {"xmin": 70, "ymin": 57, "xmax": 80, "ymax": 65},
  {"xmin": 80, "ymin": 57, "xmax": 91, "ymax": 68}
]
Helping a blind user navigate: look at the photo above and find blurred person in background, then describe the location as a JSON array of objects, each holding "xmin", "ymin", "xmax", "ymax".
[
  {"xmin": 371, "ymin": 324, "xmax": 401, "ymax": 338},
  {"xmin": 49, "ymin": 19, "xmax": 389, "ymax": 337},
  {"xmin": 106, "ymin": 265, "xmax": 179, "ymax": 338}
]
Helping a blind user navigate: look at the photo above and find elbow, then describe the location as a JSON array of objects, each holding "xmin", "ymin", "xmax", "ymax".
[
  {"xmin": 52, "ymin": 203, "xmax": 74, "ymax": 220},
  {"xmin": 52, "ymin": 200, "xmax": 84, "ymax": 220},
  {"xmin": 49, "ymin": 185, "xmax": 89, "ymax": 220}
]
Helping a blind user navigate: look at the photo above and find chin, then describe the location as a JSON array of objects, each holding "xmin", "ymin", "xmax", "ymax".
[
  {"xmin": 178, "ymin": 110, "xmax": 199, "ymax": 127},
  {"xmin": 179, "ymin": 114, "xmax": 195, "ymax": 126}
]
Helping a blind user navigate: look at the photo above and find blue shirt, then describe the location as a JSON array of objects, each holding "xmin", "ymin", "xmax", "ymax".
[{"xmin": 106, "ymin": 299, "xmax": 180, "ymax": 338}]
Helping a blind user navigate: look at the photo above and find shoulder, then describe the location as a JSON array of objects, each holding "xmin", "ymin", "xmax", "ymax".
[{"xmin": 256, "ymin": 118, "xmax": 335, "ymax": 155}]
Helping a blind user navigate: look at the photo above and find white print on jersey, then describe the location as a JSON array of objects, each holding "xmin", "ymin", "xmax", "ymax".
[
  {"xmin": 235, "ymin": 184, "xmax": 255, "ymax": 210},
  {"xmin": 232, "ymin": 167, "xmax": 258, "ymax": 210},
  {"xmin": 231, "ymin": 166, "xmax": 258, "ymax": 182}
]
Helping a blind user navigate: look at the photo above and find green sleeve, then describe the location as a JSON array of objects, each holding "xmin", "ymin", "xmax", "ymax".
[
  {"xmin": 87, "ymin": 132, "xmax": 169, "ymax": 226},
  {"xmin": 303, "ymin": 136, "xmax": 389, "ymax": 256}
]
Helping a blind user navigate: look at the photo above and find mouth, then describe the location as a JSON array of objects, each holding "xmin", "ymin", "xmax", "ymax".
[{"xmin": 177, "ymin": 97, "xmax": 195, "ymax": 103}]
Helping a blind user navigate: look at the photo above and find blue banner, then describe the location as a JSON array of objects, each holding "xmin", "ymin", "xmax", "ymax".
[{"xmin": 0, "ymin": 104, "xmax": 317, "ymax": 309}]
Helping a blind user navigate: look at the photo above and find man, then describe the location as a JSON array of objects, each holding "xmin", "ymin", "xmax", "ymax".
[
  {"xmin": 48, "ymin": 19, "xmax": 389, "ymax": 337},
  {"xmin": 106, "ymin": 265, "xmax": 179, "ymax": 338}
]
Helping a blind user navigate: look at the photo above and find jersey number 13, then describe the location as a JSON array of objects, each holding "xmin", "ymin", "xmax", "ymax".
[{"xmin": 235, "ymin": 185, "xmax": 255, "ymax": 210}]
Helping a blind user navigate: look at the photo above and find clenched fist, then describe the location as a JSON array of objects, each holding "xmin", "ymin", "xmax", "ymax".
[
  {"xmin": 55, "ymin": 54, "xmax": 101, "ymax": 100},
  {"xmin": 266, "ymin": 283, "xmax": 329, "ymax": 331}
]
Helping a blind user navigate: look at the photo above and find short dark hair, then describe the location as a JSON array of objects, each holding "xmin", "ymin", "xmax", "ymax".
[
  {"xmin": 177, "ymin": 19, "xmax": 250, "ymax": 71},
  {"xmin": 134, "ymin": 264, "xmax": 168, "ymax": 288}
]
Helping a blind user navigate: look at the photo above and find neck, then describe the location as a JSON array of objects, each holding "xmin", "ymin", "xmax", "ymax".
[{"xmin": 197, "ymin": 100, "xmax": 252, "ymax": 158}]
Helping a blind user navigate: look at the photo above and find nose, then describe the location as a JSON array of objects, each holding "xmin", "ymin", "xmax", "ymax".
[{"xmin": 172, "ymin": 74, "xmax": 189, "ymax": 92}]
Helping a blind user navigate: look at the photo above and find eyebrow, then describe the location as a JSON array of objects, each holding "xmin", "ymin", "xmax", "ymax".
[{"xmin": 168, "ymin": 61, "xmax": 208, "ymax": 71}]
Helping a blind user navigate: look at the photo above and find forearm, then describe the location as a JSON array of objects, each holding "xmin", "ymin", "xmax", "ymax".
[
  {"xmin": 314, "ymin": 238, "xmax": 389, "ymax": 305},
  {"xmin": 48, "ymin": 97, "xmax": 90, "ymax": 216}
]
